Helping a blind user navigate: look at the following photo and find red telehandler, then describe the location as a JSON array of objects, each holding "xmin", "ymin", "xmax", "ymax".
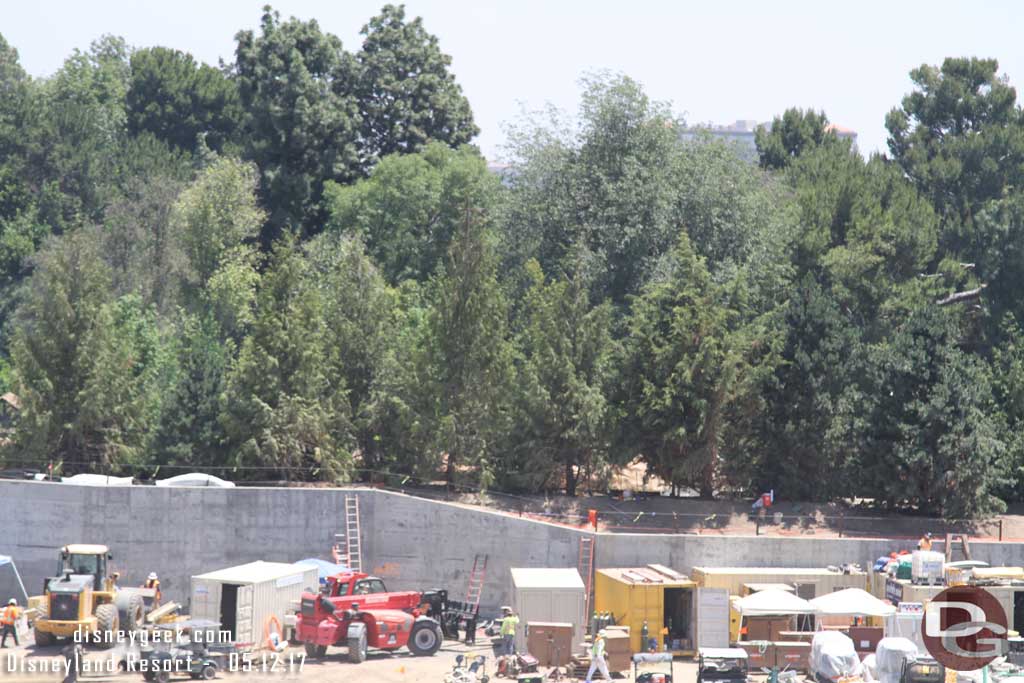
[{"xmin": 294, "ymin": 571, "xmax": 478, "ymax": 664}]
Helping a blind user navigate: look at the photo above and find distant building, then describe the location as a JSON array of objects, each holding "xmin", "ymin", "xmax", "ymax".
[{"xmin": 681, "ymin": 119, "xmax": 857, "ymax": 162}]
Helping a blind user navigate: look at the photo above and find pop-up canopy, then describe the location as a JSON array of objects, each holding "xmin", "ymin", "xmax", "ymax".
[
  {"xmin": 810, "ymin": 588, "xmax": 896, "ymax": 617},
  {"xmin": 736, "ymin": 588, "xmax": 816, "ymax": 616}
]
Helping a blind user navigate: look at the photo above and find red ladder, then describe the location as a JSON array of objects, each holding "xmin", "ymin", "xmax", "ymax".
[
  {"xmin": 578, "ymin": 535, "xmax": 595, "ymax": 626},
  {"xmin": 466, "ymin": 554, "xmax": 488, "ymax": 607}
]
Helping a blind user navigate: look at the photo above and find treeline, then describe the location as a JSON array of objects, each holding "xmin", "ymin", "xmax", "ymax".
[{"xmin": 0, "ymin": 9, "xmax": 1022, "ymax": 518}]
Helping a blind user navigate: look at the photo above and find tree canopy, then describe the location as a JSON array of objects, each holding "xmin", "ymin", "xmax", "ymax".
[{"xmin": 1, "ymin": 14, "xmax": 1023, "ymax": 518}]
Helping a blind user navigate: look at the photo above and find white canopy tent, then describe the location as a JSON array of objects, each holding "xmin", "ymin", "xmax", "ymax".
[
  {"xmin": 736, "ymin": 588, "xmax": 816, "ymax": 616},
  {"xmin": 810, "ymin": 588, "xmax": 896, "ymax": 617}
]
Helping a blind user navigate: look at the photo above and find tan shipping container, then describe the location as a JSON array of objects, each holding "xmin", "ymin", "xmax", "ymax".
[{"xmin": 691, "ymin": 567, "xmax": 869, "ymax": 600}]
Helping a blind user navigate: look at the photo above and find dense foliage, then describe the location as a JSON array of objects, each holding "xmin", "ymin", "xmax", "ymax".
[{"xmin": 0, "ymin": 10, "xmax": 1021, "ymax": 517}]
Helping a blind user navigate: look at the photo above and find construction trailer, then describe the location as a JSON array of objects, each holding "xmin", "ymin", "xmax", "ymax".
[
  {"xmin": 593, "ymin": 565, "xmax": 729, "ymax": 655},
  {"xmin": 190, "ymin": 561, "xmax": 319, "ymax": 648},
  {"xmin": 691, "ymin": 567, "xmax": 869, "ymax": 600},
  {"xmin": 510, "ymin": 568, "xmax": 586, "ymax": 654}
]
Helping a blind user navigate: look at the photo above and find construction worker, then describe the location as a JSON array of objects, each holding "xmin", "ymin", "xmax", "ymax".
[
  {"xmin": 918, "ymin": 532, "xmax": 933, "ymax": 551},
  {"xmin": 499, "ymin": 606, "xmax": 518, "ymax": 656},
  {"xmin": 143, "ymin": 572, "xmax": 162, "ymax": 606},
  {"xmin": 585, "ymin": 629, "xmax": 611, "ymax": 682},
  {"xmin": 1, "ymin": 598, "xmax": 20, "ymax": 647}
]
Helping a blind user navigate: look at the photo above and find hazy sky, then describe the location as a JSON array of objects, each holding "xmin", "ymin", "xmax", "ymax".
[{"xmin": 5, "ymin": 1, "xmax": 1023, "ymax": 160}]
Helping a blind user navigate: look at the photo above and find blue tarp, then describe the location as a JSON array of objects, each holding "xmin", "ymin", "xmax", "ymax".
[
  {"xmin": 0, "ymin": 554, "xmax": 28, "ymax": 605},
  {"xmin": 293, "ymin": 558, "xmax": 349, "ymax": 584}
]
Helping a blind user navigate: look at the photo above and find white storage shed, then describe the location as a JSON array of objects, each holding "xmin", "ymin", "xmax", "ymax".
[
  {"xmin": 190, "ymin": 561, "xmax": 319, "ymax": 648},
  {"xmin": 510, "ymin": 568, "xmax": 586, "ymax": 653}
]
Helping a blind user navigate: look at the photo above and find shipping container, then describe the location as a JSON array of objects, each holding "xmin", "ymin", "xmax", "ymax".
[
  {"xmin": 691, "ymin": 567, "xmax": 869, "ymax": 600},
  {"xmin": 879, "ymin": 579, "xmax": 1024, "ymax": 634},
  {"xmin": 190, "ymin": 561, "xmax": 319, "ymax": 649},
  {"xmin": 510, "ymin": 568, "xmax": 586, "ymax": 654},
  {"xmin": 593, "ymin": 565, "xmax": 727, "ymax": 654}
]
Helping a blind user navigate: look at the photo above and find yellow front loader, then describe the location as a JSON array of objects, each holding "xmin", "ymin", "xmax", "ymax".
[{"xmin": 30, "ymin": 545, "xmax": 146, "ymax": 649}]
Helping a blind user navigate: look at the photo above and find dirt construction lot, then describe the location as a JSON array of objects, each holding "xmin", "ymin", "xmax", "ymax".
[{"xmin": 0, "ymin": 637, "xmax": 697, "ymax": 682}]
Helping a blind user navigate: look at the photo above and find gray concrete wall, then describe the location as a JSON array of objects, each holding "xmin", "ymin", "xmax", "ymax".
[{"xmin": 4, "ymin": 480, "xmax": 1024, "ymax": 619}]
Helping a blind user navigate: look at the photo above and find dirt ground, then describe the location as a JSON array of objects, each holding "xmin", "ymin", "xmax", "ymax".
[
  {"xmin": 0, "ymin": 636, "xmax": 697, "ymax": 682},
  {"xmin": 391, "ymin": 484, "xmax": 1024, "ymax": 542}
]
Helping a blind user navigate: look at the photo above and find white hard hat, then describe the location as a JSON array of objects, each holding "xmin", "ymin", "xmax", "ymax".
[
  {"xmin": 598, "ymin": 629, "xmax": 607, "ymax": 638},
  {"xmin": 148, "ymin": 572, "xmax": 158, "ymax": 581},
  {"xmin": 501, "ymin": 605, "xmax": 512, "ymax": 613},
  {"xmin": 7, "ymin": 598, "xmax": 15, "ymax": 605}
]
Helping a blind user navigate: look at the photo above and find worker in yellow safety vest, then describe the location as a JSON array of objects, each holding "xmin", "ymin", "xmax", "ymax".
[
  {"xmin": 499, "ymin": 606, "xmax": 518, "ymax": 656},
  {"xmin": 918, "ymin": 532, "xmax": 933, "ymax": 551},
  {"xmin": 586, "ymin": 629, "xmax": 610, "ymax": 682},
  {"xmin": 1, "ymin": 599, "xmax": 21, "ymax": 647}
]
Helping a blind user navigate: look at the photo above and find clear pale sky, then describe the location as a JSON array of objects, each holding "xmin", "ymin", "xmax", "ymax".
[{"xmin": 5, "ymin": 0, "xmax": 1023, "ymax": 160}]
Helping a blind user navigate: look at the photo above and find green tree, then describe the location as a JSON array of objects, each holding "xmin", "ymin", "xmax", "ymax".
[
  {"xmin": 854, "ymin": 306, "xmax": 1008, "ymax": 518},
  {"xmin": 25, "ymin": 35, "xmax": 132, "ymax": 226},
  {"xmin": 513, "ymin": 258, "xmax": 614, "ymax": 495},
  {"xmin": 220, "ymin": 238, "xmax": 351, "ymax": 481},
  {"xmin": 754, "ymin": 276, "xmax": 864, "ymax": 499},
  {"xmin": 234, "ymin": 6, "xmax": 361, "ymax": 242},
  {"xmin": 171, "ymin": 156, "xmax": 264, "ymax": 290},
  {"xmin": 617, "ymin": 232, "xmax": 780, "ymax": 498},
  {"xmin": 152, "ymin": 315, "xmax": 231, "ymax": 469},
  {"xmin": 886, "ymin": 58, "xmax": 1024, "ymax": 234},
  {"xmin": 379, "ymin": 206, "xmax": 515, "ymax": 488},
  {"xmin": 324, "ymin": 143, "xmax": 498, "ymax": 284},
  {"xmin": 785, "ymin": 143, "xmax": 942, "ymax": 331},
  {"xmin": 101, "ymin": 133, "xmax": 193, "ymax": 314},
  {"xmin": 356, "ymin": 4, "xmax": 477, "ymax": 167},
  {"xmin": 504, "ymin": 73, "xmax": 684, "ymax": 303},
  {"xmin": 10, "ymin": 232, "xmax": 168, "ymax": 470},
  {"xmin": 755, "ymin": 108, "xmax": 840, "ymax": 170},
  {"xmin": 307, "ymin": 233, "xmax": 397, "ymax": 473},
  {"xmin": 127, "ymin": 46, "xmax": 241, "ymax": 154}
]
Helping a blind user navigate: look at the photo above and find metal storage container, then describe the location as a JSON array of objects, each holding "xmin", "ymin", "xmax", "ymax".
[
  {"xmin": 510, "ymin": 568, "xmax": 585, "ymax": 653},
  {"xmin": 691, "ymin": 567, "xmax": 868, "ymax": 599},
  {"xmin": 593, "ymin": 565, "xmax": 704, "ymax": 655},
  {"xmin": 190, "ymin": 561, "xmax": 319, "ymax": 649}
]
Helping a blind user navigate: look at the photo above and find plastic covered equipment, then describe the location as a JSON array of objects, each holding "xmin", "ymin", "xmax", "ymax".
[
  {"xmin": 875, "ymin": 637, "xmax": 919, "ymax": 683},
  {"xmin": 811, "ymin": 631, "xmax": 864, "ymax": 683}
]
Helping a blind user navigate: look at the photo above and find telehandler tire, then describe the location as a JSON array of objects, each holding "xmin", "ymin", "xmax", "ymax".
[
  {"xmin": 348, "ymin": 631, "xmax": 367, "ymax": 664},
  {"xmin": 408, "ymin": 621, "xmax": 442, "ymax": 656},
  {"xmin": 304, "ymin": 643, "xmax": 326, "ymax": 658}
]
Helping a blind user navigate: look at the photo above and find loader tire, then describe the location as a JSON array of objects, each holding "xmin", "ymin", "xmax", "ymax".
[
  {"xmin": 95, "ymin": 604, "xmax": 119, "ymax": 649},
  {"xmin": 33, "ymin": 626, "xmax": 56, "ymax": 647},
  {"xmin": 116, "ymin": 592, "xmax": 145, "ymax": 633},
  {"xmin": 347, "ymin": 631, "xmax": 367, "ymax": 664},
  {"xmin": 304, "ymin": 643, "xmax": 326, "ymax": 658},
  {"xmin": 408, "ymin": 621, "xmax": 442, "ymax": 656}
]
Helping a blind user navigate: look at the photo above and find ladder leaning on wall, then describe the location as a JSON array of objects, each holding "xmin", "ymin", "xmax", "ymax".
[{"xmin": 332, "ymin": 495, "xmax": 363, "ymax": 573}]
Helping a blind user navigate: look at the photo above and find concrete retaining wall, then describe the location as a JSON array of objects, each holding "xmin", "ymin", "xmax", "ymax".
[{"xmin": 3, "ymin": 480, "xmax": 1023, "ymax": 618}]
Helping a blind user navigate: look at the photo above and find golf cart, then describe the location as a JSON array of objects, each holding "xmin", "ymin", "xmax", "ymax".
[
  {"xmin": 697, "ymin": 648, "xmax": 749, "ymax": 683},
  {"xmin": 901, "ymin": 656, "xmax": 944, "ymax": 683},
  {"xmin": 632, "ymin": 652, "xmax": 676, "ymax": 683},
  {"xmin": 137, "ymin": 620, "xmax": 228, "ymax": 682}
]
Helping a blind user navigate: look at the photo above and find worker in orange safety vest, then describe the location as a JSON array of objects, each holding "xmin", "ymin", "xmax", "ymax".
[
  {"xmin": 143, "ymin": 573, "xmax": 162, "ymax": 606},
  {"xmin": 1, "ymin": 599, "xmax": 20, "ymax": 647}
]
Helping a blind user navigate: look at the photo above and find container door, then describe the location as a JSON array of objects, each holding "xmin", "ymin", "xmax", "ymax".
[
  {"xmin": 191, "ymin": 580, "xmax": 214, "ymax": 620},
  {"xmin": 235, "ymin": 584, "xmax": 255, "ymax": 646},
  {"xmin": 694, "ymin": 588, "xmax": 729, "ymax": 649}
]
